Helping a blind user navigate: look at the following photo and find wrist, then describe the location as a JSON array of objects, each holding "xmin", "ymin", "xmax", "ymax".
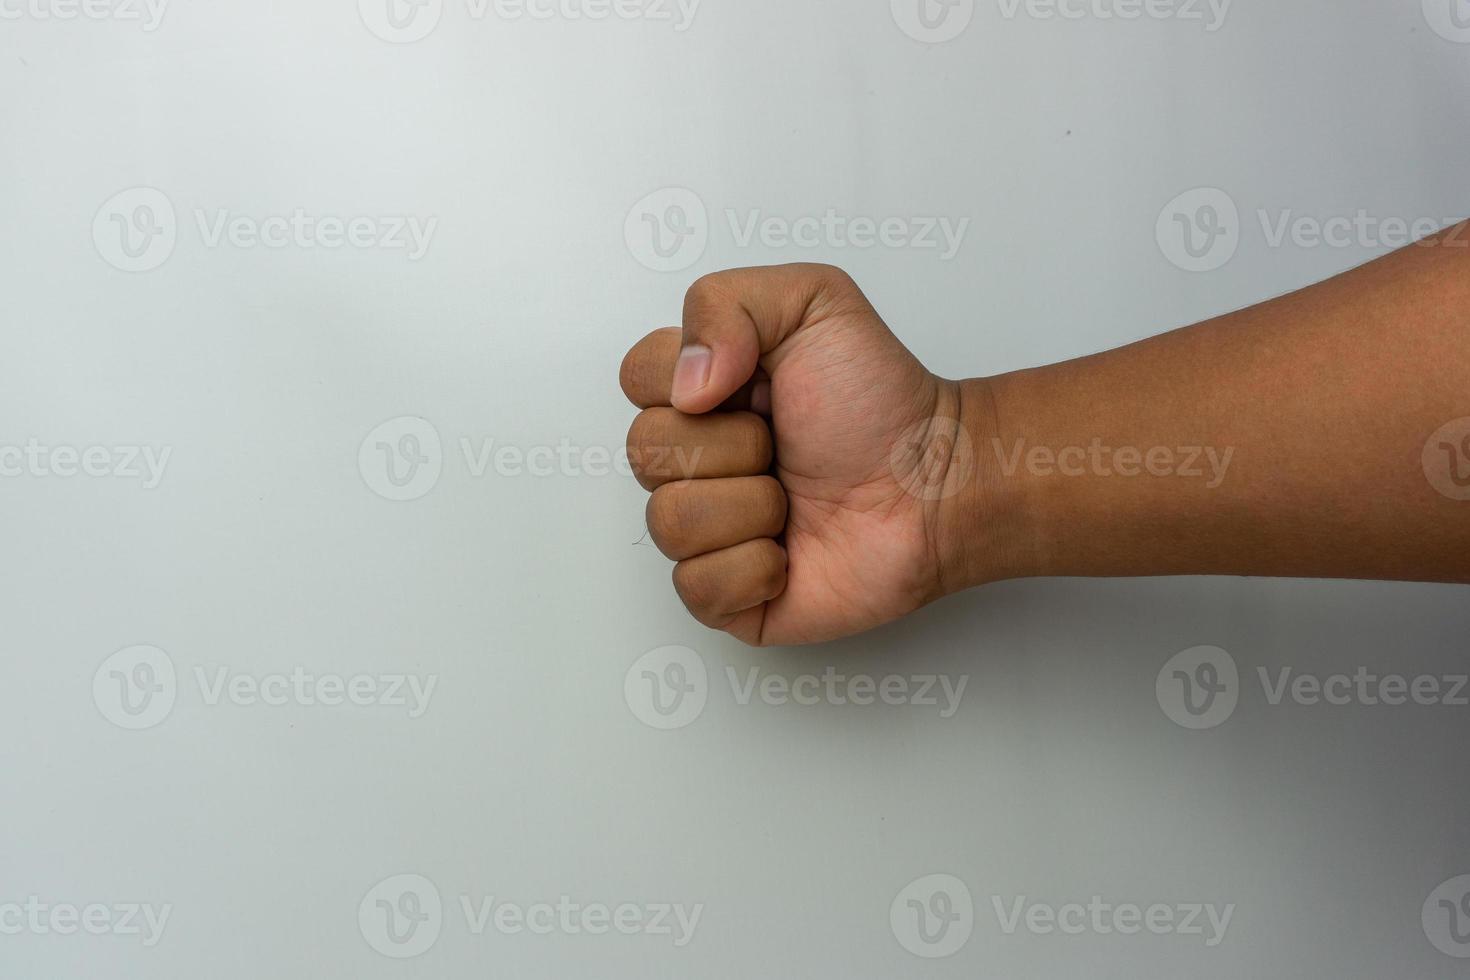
[{"xmin": 934, "ymin": 375, "xmax": 1045, "ymax": 593}]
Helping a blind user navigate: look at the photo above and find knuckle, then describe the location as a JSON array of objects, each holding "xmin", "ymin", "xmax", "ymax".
[
  {"xmin": 801, "ymin": 263, "xmax": 865, "ymax": 317},
  {"xmin": 755, "ymin": 541, "xmax": 788, "ymax": 596},
  {"xmin": 626, "ymin": 408, "xmax": 671, "ymax": 486},
  {"xmin": 732, "ymin": 413, "xmax": 773, "ymax": 469},
  {"xmin": 619, "ymin": 327, "xmax": 679, "ymax": 404},
  {"xmin": 805, "ymin": 262, "xmax": 850, "ymax": 285},
  {"xmin": 683, "ymin": 272, "xmax": 736, "ymax": 321},
  {"xmin": 617, "ymin": 347, "xmax": 644, "ymax": 403},
  {"xmin": 646, "ymin": 483, "xmax": 693, "ymax": 557},
  {"xmin": 755, "ymin": 477, "xmax": 788, "ymax": 531},
  {"xmin": 672, "ymin": 560, "xmax": 714, "ymax": 614},
  {"xmin": 684, "ymin": 272, "xmax": 725, "ymax": 305}
]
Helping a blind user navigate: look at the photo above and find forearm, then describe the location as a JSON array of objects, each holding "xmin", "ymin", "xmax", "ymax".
[{"xmin": 946, "ymin": 222, "xmax": 1470, "ymax": 587}]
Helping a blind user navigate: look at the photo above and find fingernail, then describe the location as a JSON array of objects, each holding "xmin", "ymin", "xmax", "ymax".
[
  {"xmin": 751, "ymin": 379, "xmax": 772, "ymax": 416},
  {"xmin": 672, "ymin": 345, "xmax": 712, "ymax": 402}
]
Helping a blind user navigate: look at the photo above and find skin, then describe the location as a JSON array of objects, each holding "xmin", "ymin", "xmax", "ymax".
[{"xmin": 621, "ymin": 227, "xmax": 1470, "ymax": 646}]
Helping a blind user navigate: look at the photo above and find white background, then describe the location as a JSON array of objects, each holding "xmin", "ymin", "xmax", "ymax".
[{"xmin": 3, "ymin": 0, "xmax": 1470, "ymax": 976}]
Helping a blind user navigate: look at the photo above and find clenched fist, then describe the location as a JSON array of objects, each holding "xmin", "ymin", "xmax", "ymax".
[
  {"xmin": 625, "ymin": 229, "xmax": 1470, "ymax": 646},
  {"xmin": 621, "ymin": 264, "xmax": 1005, "ymax": 646}
]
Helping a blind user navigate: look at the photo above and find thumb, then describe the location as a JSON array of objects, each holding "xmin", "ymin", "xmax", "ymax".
[{"xmin": 670, "ymin": 264, "xmax": 866, "ymax": 414}]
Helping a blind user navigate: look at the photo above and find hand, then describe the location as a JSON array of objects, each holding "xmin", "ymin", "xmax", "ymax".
[{"xmin": 620, "ymin": 264, "xmax": 1008, "ymax": 646}]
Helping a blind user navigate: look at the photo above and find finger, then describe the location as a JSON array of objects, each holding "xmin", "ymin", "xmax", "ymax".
[
  {"xmin": 672, "ymin": 264, "xmax": 875, "ymax": 414},
  {"xmin": 646, "ymin": 476, "xmax": 788, "ymax": 561},
  {"xmin": 619, "ymin": 327, "xmax": 680, "ymax": 408},
  {"xmin": 627, "ymin": 408, "xmax": 772, "ymax": 490},
  {"xmin": 713, "ymin": 373, "xmax": 771, "ymax": 416},
  {"xmin": 620, "ymin": 326, "xmax": 771, "ymax": 414},
  {"xmin": 672, "ymin": 537, "xmax": 788, "ymax": 631}
]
